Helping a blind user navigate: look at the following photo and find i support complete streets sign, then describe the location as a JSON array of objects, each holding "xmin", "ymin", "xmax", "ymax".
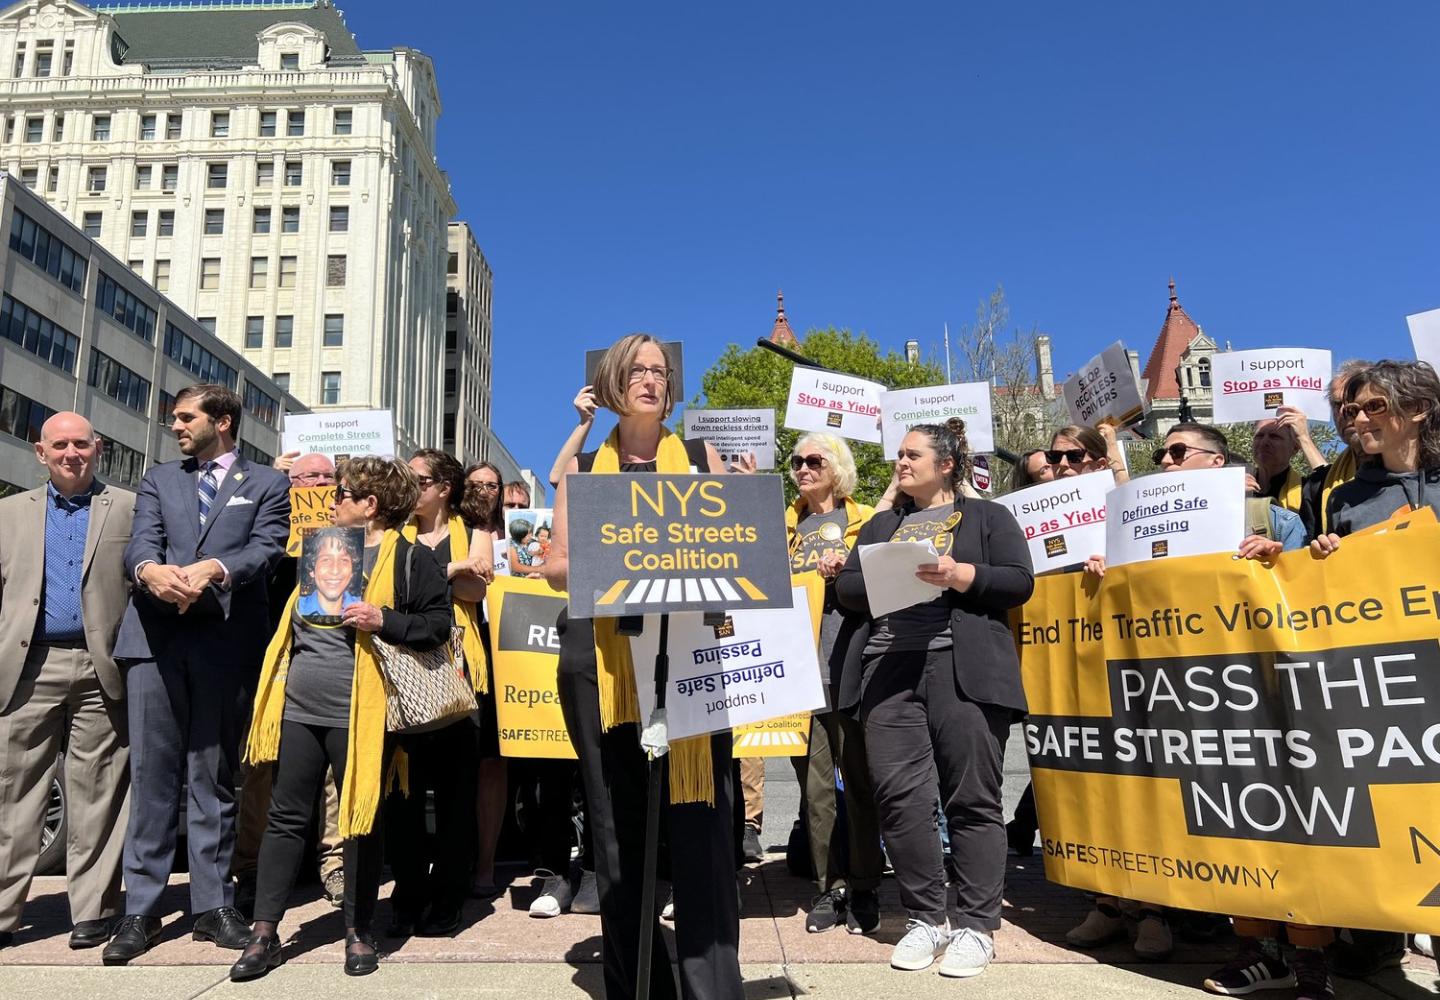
[{"xmin": 566, "ymin": 473, "xmax": 792, "ymax": 619}]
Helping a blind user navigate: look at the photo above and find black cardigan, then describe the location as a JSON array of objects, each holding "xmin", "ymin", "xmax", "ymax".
[
  {"xmin": 832, "ymin": 495, "xmax": 1035, "ymax": 716},
  {"xmin": 377, "ymin": 537, "xmax": 454, "ymax": 652}
]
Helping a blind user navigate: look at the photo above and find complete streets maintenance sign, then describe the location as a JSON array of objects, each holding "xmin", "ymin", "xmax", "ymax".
[{"xmin": 566, "ymin": 473, "xmax": 791, "ymax": 619}]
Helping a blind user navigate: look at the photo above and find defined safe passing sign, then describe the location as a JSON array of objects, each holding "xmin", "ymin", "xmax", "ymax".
[
  {"xmin": 783, "ymin": 368, "xmax": 884, "ymax": 444},
  {"xmin": 1210, "ymin": 349, "xmax": 1332, "ymax": 423},
  {"xmin": 682, "ymin": 408, "xmax": 776, "ymax": 470},
  {"xmin": 565, "ymin": 473, "xmax": 792, "ymax": 618},
  {"xmin": 281, "ymin": 409, "xmax": 395, "ymax": 460},
  {"xmin": 879, "ymin": 382, "xmax": 994, "ymax": 456},
  {"xmin": 998, "ymin": 472, "xmax": 1113, "ymax": 573},
  {"xmin": 1062, "ymin": 341, "xmax": 1144, "ymax": 427},
  {"xmin": 1104, "ymin": 467, "xmax": 1245, "ymax": 567}
]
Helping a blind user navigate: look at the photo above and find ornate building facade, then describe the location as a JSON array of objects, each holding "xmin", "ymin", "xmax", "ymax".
[{"xmin": 1139, "ymin": 278, "xmax": 1222, "ymax": 437}]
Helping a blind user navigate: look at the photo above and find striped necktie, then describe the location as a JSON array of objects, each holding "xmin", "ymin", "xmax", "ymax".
[{"xmin": 198, "ymin": 461, "xmax": 219, "ymax": 527}]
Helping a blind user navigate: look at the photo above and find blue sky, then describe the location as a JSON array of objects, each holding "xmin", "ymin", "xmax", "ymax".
[{"xmin": 343, "ymin": 1, "xmax": 1439, "ymax": 481}]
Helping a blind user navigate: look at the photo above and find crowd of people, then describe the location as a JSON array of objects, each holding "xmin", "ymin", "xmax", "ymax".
[{"xmin": 0, "ymin": 336, "xmax": 1436, "ymax": 1000}]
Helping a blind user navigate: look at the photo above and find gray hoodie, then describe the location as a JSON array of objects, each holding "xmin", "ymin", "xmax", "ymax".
[{"xmin": 1325, "ymin": 464, "xmax": 1440, "ymax": 537}]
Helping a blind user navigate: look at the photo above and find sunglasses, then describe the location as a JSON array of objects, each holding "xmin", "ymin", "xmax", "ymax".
[
  {"xmin": 414, "ymin": 475, "xmax": 438, "ymax": 488},
  {"xmin": 1339, "ymin": 398, "xmax": 1389, "ymax": 422},
  {"xmin": 1044, "ymin": 448, "xmax": 1089, "ymax": 466},
  {"xmin": 333, "ymin": 484, "xmax": 361, "ymax": 503},
  {"xmin": 790, "ymin": 454, "xmax": 827, "ymax": 471},
  {"xmin": 1151, "ymin": 443, "xmax": 1223, "ymax": 465}
]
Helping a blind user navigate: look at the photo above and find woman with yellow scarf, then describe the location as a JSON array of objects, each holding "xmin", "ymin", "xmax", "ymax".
[
  {"xmin": 542, "ymin": 334, "xmax": 744, "ymax": 1000},
  {"xmin": 230, "ymin": 457, "xmax": 452, "ymax": 982}
]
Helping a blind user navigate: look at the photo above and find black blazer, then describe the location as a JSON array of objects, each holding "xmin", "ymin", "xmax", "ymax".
[{"xmin": 832, "ymin": 495, "xmax": 1035, "ymax": 716}]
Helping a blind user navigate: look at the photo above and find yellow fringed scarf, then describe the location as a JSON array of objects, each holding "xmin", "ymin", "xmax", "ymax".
[
  {"xmin": 403, "ymin": 514, "xmax": 490, "ymax": 694},
  {"xmin": 246, "ymin": 529, "xmax": 401, "ymax": 837},
  {"xmin": 1319, "ymin": 448, "xmax": 1359, "ymax": 535},
  {"xmin": 1274, "ymin": 467, "xmax": 1304, "ymax": 514},
  {"xmin": 591, "ymin": 427, "xmax": 715, "ymax": 806}
]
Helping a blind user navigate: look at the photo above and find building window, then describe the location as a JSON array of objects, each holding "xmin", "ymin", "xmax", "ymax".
[
  {"xmin": 88, "ymin": 348, "xmax": 152, "ymax": 413},
  {"xmin": 13, "ymin": 42, "xmax": 25, "ymax": 78},
  {"xmin": 447, "ymin": 252, "xmax": 458, "ymax": 275},
  {"xmin": 165, "ymin": 113, "xmax": 181, "ymax": 140},
  {"xmin": 197, "ymin": 317, "xmax": 216, "ymax": 335},
  {"xmin": 203, "ymin": 208, "xmax": 224, "ymax": 235},
  {"xmin": 9, "ymin": 209, "xmax": 88, "ymax": 293},
  {"xmin": 326, "ymin": 255, "xmax": 346, "ymax": 287},
  {"xmin": 154, "ymin": 259, "xmax": 170, "ymax": 292},
  {"xmin": 96, "ymin": 272, "xmax": 158, "ymax": 342},
  {"xmin": 280, "ymin": 52, "xmax": 300, "ymax": 71},
  {"xmin": 321, "ymin": 371, "xmax": 341, "ymax": 404},
  {"xmin": 52, "ymin": 113, "xmax": 64, "ymax": 141},
  {"xmin": 278, "ymin": 256, "xmax": 297, "ymax": 289},
  {"xmin": 445, "ymin": 369, "xmax": 457, "ymax": 395},
  {"xmin": 24, "ymin": 116, "xmax": 42, "ymax": 142},
  {"xmin": 91, "ymin": 114, "xmax": 110, "ymax": 140},
  {"xmin": 130, "ymin": 211, "xmax": 147, "ymax": 238},
  {"xmin": 61, "ymin": 41, "xmax": 73, "ymax": 76},
  {"xmin": 284, "ymin": 160, "xmax": 302, "ymax": 186},
  {"xmin": 242, "ymin": 381, "xmax": 279, "ymax": 427},
  {"xmin": 244, "ymin": 316, "xmax": 263, "ymax": 349},
  {"xmin": 141, "ymin": 114, "xmax": 156, "ymax": 140},
  {"xmin": 273, "ymin": 372, "xmax": 290, "ymax": 392},
  {"xmin": 128, "ymin": 259, "xmax": 142, "ymax": 273},
  {"xmin": 1198, "ymin": 357, "xmax": 1211, "ymax": 388},
  {"xmin": 330, "ymin": 160, "xmax": 351, "ymax": 186},
  {"xmin": 156, "ymin": 389, "xmax": 175, "ymax": 426},
  {"xmin": 86, "ymin": 167, "xmax": 106, "ymax": 192},
  {"xmin": 97, "ymin": 437, "xmax": 144, "ymax": 487},
  {"xmin": 281, "ymin": 206, "xmax": 299, "ymax": 233},
  {"xmin": 329, "ymin": 205, "xmax": 349, "ymax": 232},
  {"xmin": 161, "ymin": 164, "xmax": 178, "ymax": 191},
  {"xmin": 19, "ymin": 167, "xmax": 36, "ymax": 190},
  {"xmin": 257, "ymin": 161, "xmax": 275, "ymax": 186},
  {"xmin": 286, "ymin": 110, "xmax": 304, "ymax": 137},
  {"xmin": 323, "ymin": 314, "xmax": 344, "ymax": 347},
  {"xmin": 3, "ymin": 118, "xmax": 12, "ymax": 142},
  {"xmin": 0, "ymin": 385, "xmax": 56, "ymax": 447},
  {"xmin": 275, "ymin": 315, "xmax": 293, "ymax": 348},
  {"xmin": 46, "ymin": 166, "xmax": 58, "ymax": 193},
  {"xmin": 157, "ymin": 210, "xmax": 174, "ymax": 236},
  {"xmin": 249, "ymin": 257, "xmax": 268, "ymax": 288},
  {"xmin": 334, "ymin": 108, "xmax": 352, "ymax": 135},
  {"xmin": 34, "ymin": 45, "xmax": 52, "ymax": 77},
  {"xmin": 252, "ymin": 207, "xmax": 271, "ymax": 234},
  {"xmin": 134, "ymin": 164, "xmax": 152, "ymax": 189},
  {"xmin": 206, "ymin": 162, "xmax": 227, "ymax": 188},
  {"xmin": 200, "ymin": 257, "xmax": 220, "ymax": 290},
  {"xmin": 211, "ymin": 111, "xmax": 229, "ymax": 138},
  {"xmin": 82, "ymin": 212, "xmax": 102, "ymax": 237},
  {"xmin": 260, "ymin": 110, "xmax": 277, "ymax": 137},
  {"xmin": 0, "ymin": 293, "xmax": 81, "ymax": 373},
  {"xmin": 164, "ymin": 322, "xmax": 238, "ymax": 388}
]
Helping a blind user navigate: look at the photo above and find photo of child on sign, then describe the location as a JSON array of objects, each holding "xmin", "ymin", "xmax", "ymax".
[
  {"xmin": 506, "ymin": 508, "xmax": 553, "ymax": 577},
  {"xmin": 297, "ymin": 526, "xmax": 365, "ymax": 625}
]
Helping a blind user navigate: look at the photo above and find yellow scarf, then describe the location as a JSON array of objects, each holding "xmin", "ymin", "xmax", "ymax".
[
  {"xmin": 786, "ymin": 495, "xmax": 874, "ymax": 557},
  {"xmin": 1319, "ymin": 448, "xmax": 1359, "ymax": 535},
  {"xmin": 403, "ymin": 514, "xmax": 489, "ymax": 694},
  {"xmin": 246, "ymin": 529, "xmax": 400, "ymax": 837},
  {"xmin": 591, "ymin": 427, "xmax": 714, "ymax": 805},
  {"xmin": 1274, "ymin": 467, "xmax": 1304, "ymax": 514}
]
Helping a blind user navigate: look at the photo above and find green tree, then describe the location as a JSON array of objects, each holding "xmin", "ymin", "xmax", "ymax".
[{"xmin": 688, "ymin": 327, "xmax": 943, "ymax": 506}]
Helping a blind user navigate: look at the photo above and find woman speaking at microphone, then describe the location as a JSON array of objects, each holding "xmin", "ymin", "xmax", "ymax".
[
  {"xmin": 542, "ymin": 334, "xmax": 742, "ymax": 1000},
  {"xmin": 833, "ymin": 418, "xmax": 1034, "ymax": 980}
]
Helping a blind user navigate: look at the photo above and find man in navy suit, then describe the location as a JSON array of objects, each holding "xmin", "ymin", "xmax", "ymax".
[{"xmin": 103, "ymin": 384, "xmax": 290, "ymax": 965}]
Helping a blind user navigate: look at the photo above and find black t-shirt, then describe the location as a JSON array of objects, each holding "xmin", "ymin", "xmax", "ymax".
[{"xmin": 863, "ymin": 504, "xmax": 958, "ymax": 656}]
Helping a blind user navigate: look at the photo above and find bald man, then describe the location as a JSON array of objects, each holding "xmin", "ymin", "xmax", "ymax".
[{"xmin": 0, "ymin": 413, "xmax": 135, "ymax": 951}]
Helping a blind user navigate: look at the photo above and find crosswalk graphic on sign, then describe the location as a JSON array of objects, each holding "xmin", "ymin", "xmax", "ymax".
[
  {"xmin": 734, "ymin": 730, "xmax": 806, "ymax": 749},
  {"xmin": 595, "ymin": 576, "xmax": 766, "ymax": 609}
]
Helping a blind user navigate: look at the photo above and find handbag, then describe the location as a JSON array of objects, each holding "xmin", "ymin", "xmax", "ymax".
[{"xmin": 373, "ymin": 544, "xmax": 478, "ymax": 733}]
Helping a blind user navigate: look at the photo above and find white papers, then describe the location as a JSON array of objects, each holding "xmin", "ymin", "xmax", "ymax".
[
  {"xmin": 1210, "ymin": 349, "xmax": 1332, "ymax": 423},
  {"xmin": 1062, "ymin": 341, "xmax": 1144, "ymax": 427},
  {"xmin": 857, "ymin": 539, "xmax": 942, "ymax": 617},
  {"xmin": 1104, "ymin": 468, "xmax": 1246, "ymax": 567},
  {"xmin": 682, "ymin": 408, "xmax": 776, "ymax": 470},
  {"xmin": 783, "ymin": 369, "xmax": 885, "ymax": 444},
  {"xmin": 879, "ymin": 382, "xmax": 995, "ymax": 456},
  {"xmin": 998, "ymin": 472, "xmax": 1113, "ymax": 573},
  {"xmin": 281, "ymin": 409, "xmax": 395, "ymax": 459},
  {"xmin": 1408, "ymin": 308, "xmax": 1440, "ymax": 370}
]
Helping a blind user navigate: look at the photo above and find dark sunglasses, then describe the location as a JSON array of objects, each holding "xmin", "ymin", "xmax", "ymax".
[
  {"xmin": 332, "ymin": 484, "xmax": 360, "ymax": 503},
  {"xmin": 414, "ymin": 475, "xmax": 437, "ymax": 488},
  {"xmin": 1044, "ymin": 448, "xmax": 1089, "ymax": 466},
  {"xmin": 1339, "ymin": 398, "xmax": 1389, "ymax": 421},
  {"xmin": 1151, "ymin": 443, "xmax": 1223, "ymax": 465},
  {"xmin": 790, "ymin": 455, "xmax": 827, "ymax": 471}
]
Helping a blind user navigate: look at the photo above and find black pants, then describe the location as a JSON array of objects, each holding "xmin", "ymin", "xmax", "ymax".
[
  {"xmin": 791, "ymin": 709, "xmax": 884, "ymax": 894},
  {"xmin": 519, "ymin": 758, "xmax": 593, "ymax": 874},
  {"xmin": 558, "ymin": 617, "xmax": 743, "ymax": 1000},
  {"xmin": 861, "ymin": 648, "xmax": 1010, "ymax": 931},
  {"xmin": 252, "ymin": 721, "xmax": 383, "ymax": 930},
  {"xmin": 383, "ymin": 717, "xmax": 479, "ymax": 916}
]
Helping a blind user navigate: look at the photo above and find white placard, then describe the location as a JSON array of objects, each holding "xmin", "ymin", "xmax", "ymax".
[
  {"xmin": 997, "ymin": 472, "xmax": 1113, "ymax": 573},
  {"xmin": 491, "ymin": 538, "xmax": 511, "ymax": 577},
  {"xmin": 1407, "ymin": 308, "xmax": 1440, "ymax": 370},
  {"xmin": 1210, "ymin": 349, "xmax": 1332, "ymax": 423},
  {"xmin": 1104, "ymin": 467, "xmax": 1246, "ymax": 568},
  {"xmin": 879, "ymin": 382, "xmax": 994, "ymax": 456},
  {"xmin": 629, "ymin": 586, "xmax": 824, "ymax": 741},
  {"xmin": 783, "ymin": 369, "xmax": 885, "ymax": 444},
  {"xmin": 1062, "ymin": 341, "xmax": 1144, "ymax": 427},
  {"xmin": 281, "ymin": 409, "xmax": 395, "ymax": 460},
  {"xmin": 856, "ymin": 539, "xmax": 942, "ymax": 617},
  {"xmin": 682, "ymin": 408, "xmax": 776, "ymax": 470}
]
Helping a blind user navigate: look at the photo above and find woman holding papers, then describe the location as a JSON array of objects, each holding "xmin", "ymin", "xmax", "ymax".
[
  {"xmin": 543, "ymin": 334, "xmax": 743, "ymax": 1000},
  {"xmin": 833, "ymin": 418, "xmax": 1034, "ymax": 979}
]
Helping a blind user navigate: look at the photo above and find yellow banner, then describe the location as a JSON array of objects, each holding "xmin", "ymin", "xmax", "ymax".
[
  {"xmin": 286, "ymin": 486, "xmax": 335, "ymax": 557},
  {"xmin": 1016, "ymin": 509, "xmax": 1440, "ymax": 931},
  {"xmin": 732, "ymin": 572, "xmax": 825, "ymax": 758},
  {"xmin": 488, "ymin": 576, "xmax": 577, "ymax": 760}
]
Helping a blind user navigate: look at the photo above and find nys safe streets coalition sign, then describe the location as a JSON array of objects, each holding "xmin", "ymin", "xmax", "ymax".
[
  {"xmin": 1013, "ymin": 511, "xmax": 1440, "ymax": 931},
  {"xmin": 566, "ymin": 473, "xmax": 792, "ymax": 619}
]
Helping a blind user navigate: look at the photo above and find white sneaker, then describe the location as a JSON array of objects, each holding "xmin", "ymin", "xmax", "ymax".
[
  {"xmin": 890, "ymin": 919, "xmax": 950, "ymax": 971},
  {"xmin": 528, "ymin": 872, "xmax": 574, "ymax": 918},
  {"xmin": 1065, "ymin": 906, "xmax": 1126, "ymax": 948},
  {"xmin": 939, "ymin": 928, "xmax": 994, "ymax": 978},
  {"xmin": 1133, "ymin": 913, "xmax": 1173, "ymax": 960},
  {"xmin": 660, "ymin": 889, "xmax": 674, "ymax": 921},
  {"xmin": 1414, "ymin": 934, "xmax": 1435, "ymax": 959}
]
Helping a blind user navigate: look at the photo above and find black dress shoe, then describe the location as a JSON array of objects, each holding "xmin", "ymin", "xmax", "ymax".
[
  {"xmin": 69, "ymin": 919, "xmax": 111, "ymax": 949},
  {"xmin": 0, "ymin": 930, "xmax": 13, "ymax": 948},
  {"xmin": 229, "ymin": 932, "xmax": 283, "ymax": 982},
  {"xmin": 384, "ymin": 909, "xmax": 419, "ymax": 938},
  {"xmin": 193, "ymin": 906, "xmax": 251, "ymax": 949},
  {"xmin": 102, "ymin": 915, "xmax": 161, "ymax": 965},
  {"xmin": 344, "ymin": 931, "xmax": 379, "ymax": 976},
  {"xmin": 417, "ymin": 904, "xmax": 462, "ymax": 937}
]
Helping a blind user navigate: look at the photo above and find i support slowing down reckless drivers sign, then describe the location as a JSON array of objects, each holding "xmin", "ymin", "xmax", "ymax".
[{"xmin": 565, "ymin": 473, "xmax": 793, "ymax": 619}]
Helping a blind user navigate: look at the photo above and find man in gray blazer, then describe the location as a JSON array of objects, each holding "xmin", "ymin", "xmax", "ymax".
[
  {"xmin": 0, "ymin": 413, "xmax": 134, "ymax": 952},
  {"xmin": 103, "ymin": 384, "xmax": 290, "ymax": 965}
]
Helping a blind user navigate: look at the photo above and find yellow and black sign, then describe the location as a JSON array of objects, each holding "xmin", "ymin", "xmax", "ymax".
[
  {"xmin": 1015, "ymin": 509, "xmax": 1440, "ymax": 930},
  {"xmin": 732, "ymin": 572, "xmax": 826, "ymax": 758},
  {"xmin": 286, "ymin": 485, "xmax": 335, "ymax": 556},
  {"xmin": 489, "ymin": 576, "xmax": 577, "ymax": 760},
  {"xmin": 567, "ymin": 473, "xmax": 791, "ymax": 619}
]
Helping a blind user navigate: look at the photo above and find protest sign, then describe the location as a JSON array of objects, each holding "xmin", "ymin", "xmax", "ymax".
[
  {"xmin": 997, "ymin": 472, "xmax": 1113, "ymax": 573},
  {"xmin": 281, "ymin": 409, "xmax": 394, "ymax": 460},
  {"xmin": 1013, "ymin": 511, "xmax": 1440, "ymax": 930},
  {"xmin": 504, "ymin": 508, "xmax": 553, "ymax": 576},
  {"xmin": 682, "ymin": 408, "xmax": 776, "ymax": 470},
  {"xmin": 783, "ymin": 368, "xmax": 885, "ymax": 444},
  {"xmin": 1407, "ymin": 308, "xmax": 1440, "ymax": 370},
  {"xmin": 566, "ymin": 473, "xmax": 791, "ymax": 618},
  {"xmin": 971, "ymin": 454, "xmax": 992, "ymax": 493},
  {"xmin": 488, "ymin": 576, "xmax": 577, "ymax": 760},
  {"xmin": 297, "ymin": 526, "xmax": 364, "ymax": 625},
  {"xmin": 1210, "ymin": 349, "xmax": 1332, "ymax": 423},
  {"xmin": 285, "ymin": 485, "xmax": 335, "ymax": 556},
  {"xmin": 1105, "ymin": 468, "xmax": 1244, "ymax": 567},
  {"xmin": 631, "ymin": 575, "xmax": 824, "ymax": 742},
  {"xmin": 585, "ymin": 341, "xmax": 684, "ymax": 400},
  {"xmin": 733, "ymin": 714, "xmax": 810, "ymax": 757},
  {"xmin": 879, "ymin": 382, "xmax": 994, "ymax": 456},
  {"xmin": 1062, "ymin": 341, "xmax": 1144, "ymax": 427}
]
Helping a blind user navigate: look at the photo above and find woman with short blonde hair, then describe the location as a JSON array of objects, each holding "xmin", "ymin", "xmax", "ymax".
[{"xmin": 790, "ymin": 432, "xmax": 859, "ymax": 499}]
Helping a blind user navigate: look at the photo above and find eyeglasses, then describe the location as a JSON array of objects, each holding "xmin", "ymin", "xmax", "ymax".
[
  {"xmin": 414, "ymin": 475, "xmax": 437, "ymax": 489},
  {"xmin": 790, "ymin": 454, "xmax": 827, "ymax": 471},
  {"xmin": 469, "ymin": 480, "xmax": 500, "ymax": 492},
  {"xmin": 333, "ymin": 484, "xmax": 360, "ymax": 503},
  {"xmin": 627, "ymin": 365, "xmax": 671, "ymax": 384},
  {"xmin": 1044, "ymin": 448, "xmax": 1089, "ymax": 466},
  {"xmin": 1152, "ymin": 443, "xmax": 1223, "ymax": 465},
  {"xmin": 1339, "ymin": 398, "xmax": 1389, "ymax": 422},
  {"xmin": 290, "ymin": 472, "xmax": 334, "ymax": 485}
]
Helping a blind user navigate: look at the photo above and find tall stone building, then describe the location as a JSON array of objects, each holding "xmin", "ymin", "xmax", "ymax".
[
  {"xmin": 1139, "ymin": 278, "xmax": 1222, "ymax": 437},
  {"xmin": 444, "ymin": 220, "xmax": 491, "ymax": 466},
  {"xmin": 0, "ymin": 0, "xmax": 455, "ymax": 456}
]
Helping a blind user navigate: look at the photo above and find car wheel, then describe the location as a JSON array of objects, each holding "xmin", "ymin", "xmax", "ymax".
[{"xmin": 36, "ymin": 755, "xmax": 67, "ymax": 875}]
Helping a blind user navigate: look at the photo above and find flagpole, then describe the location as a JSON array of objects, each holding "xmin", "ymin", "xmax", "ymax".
[{"xmin": 943, "ymin": 323, "xmax": 953, "ymax": 383}]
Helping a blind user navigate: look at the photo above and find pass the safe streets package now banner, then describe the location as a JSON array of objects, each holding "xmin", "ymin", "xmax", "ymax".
[{"xmin": 1014, "ymin": 511, "xmax": 1440, "ymax": 931}]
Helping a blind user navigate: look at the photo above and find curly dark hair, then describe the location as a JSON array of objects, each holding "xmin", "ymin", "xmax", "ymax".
[
  {"xmin": 298, "ymin": 526, "xmax": 364, "ymax": 596},
  {"xmin": 338, "ymin": 456, "xmax": 420, "ymax": 529},
  {"xmin": 906, "ymin": 417, "xmax": 971, "ymax": 493},
  {"xmin": 411, "ymin": 448, "xmax": 466, "ymax": 511},
  {"xmin": 1343, "ymin": 360, "xmax": 1440, "ymax": 469}
]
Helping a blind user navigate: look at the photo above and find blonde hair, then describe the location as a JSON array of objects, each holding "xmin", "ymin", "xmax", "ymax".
[
  {"xmin": 592, "ymin": 334, "xmax": 677, "ymax": 419},
  {"xmin": 791, "ymin": 432, "xmax": 858, "ymax": 499}
]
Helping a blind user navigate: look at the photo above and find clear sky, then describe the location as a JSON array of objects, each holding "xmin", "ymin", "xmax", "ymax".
[{"xmin": 342, "ymin": 1, "xmax": 1439, "ymax": 481}]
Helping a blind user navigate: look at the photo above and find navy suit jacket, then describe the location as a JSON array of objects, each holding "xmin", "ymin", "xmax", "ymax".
[{"xmin": 114, "ymin": 453, "xmax": 291, "ymax": 663}]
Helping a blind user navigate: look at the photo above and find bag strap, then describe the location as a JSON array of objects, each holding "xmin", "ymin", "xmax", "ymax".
[{"xmin": 401, "ymin": 541, "xmax": 415, "ymax": 609}]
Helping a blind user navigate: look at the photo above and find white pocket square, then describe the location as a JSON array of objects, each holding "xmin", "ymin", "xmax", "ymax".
[{"xmin": 224, "ymin": 495, "xmax": 255, "ymax": 507}]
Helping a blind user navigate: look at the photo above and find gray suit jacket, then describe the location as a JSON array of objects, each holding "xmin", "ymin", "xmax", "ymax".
[
  {"xmin": 0, "ymin": 482, "xmax": 136, "ymax": 706},
  {"xmin": 114, "ymin": 454, "xmax": 290, "ymax": 664}
]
